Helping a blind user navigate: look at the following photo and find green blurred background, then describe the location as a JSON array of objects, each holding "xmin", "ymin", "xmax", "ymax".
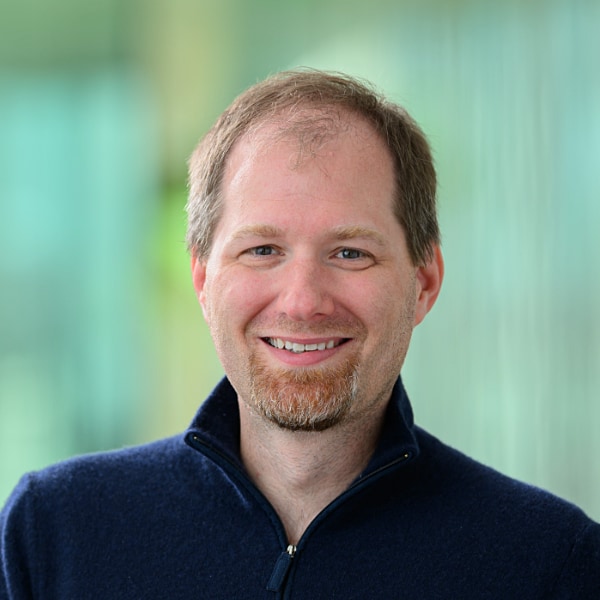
[{"xmin": 1, "ymin": 0, "xmax": 599, "ymax": 521}]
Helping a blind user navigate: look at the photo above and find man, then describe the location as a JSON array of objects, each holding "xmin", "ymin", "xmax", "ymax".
[{"xmin": 1, "ymin": 70, "xmax": 599, "ymax": 599}]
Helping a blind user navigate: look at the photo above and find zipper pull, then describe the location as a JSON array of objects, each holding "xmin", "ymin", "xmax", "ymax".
[{"xmin": 266, "ymin": 545, "xmax": 297, "ymax": 592}]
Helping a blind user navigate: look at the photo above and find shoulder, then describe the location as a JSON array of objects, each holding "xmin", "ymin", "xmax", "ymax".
[
  {"xmin": 0, "ymin": 434, "xmax": 236, "ymax": 598},
  {"xmin": 24, "ymin": 434, "xmax": 182, "ymax": 483},
  {"xmin": 390, "ymin": 428, "xmax": 600, "ymax": 598},
  {"xmin": 1, "ymin": 434, "xmax": 197, "ymax": 527},
  {"xmin": 418, "ymin": 430, "xmax": 600, "ymax": 556},
  {"xmin": 414, "ymin": 426, "xmax": 594, "ymax": 525}
]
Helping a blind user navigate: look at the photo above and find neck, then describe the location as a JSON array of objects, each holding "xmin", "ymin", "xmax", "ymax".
[{"xmin": 239, "ymin": 402, "xmax": 386, "ymax": 545}]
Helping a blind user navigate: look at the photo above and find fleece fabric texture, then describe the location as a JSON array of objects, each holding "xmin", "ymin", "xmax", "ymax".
[{"xmin": 1, "ymin": 377, "xmax": 599, "ymax": 599}]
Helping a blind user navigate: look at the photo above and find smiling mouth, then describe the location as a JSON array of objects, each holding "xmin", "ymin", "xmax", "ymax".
[{"xmin": 264, "ymin": 337, "xmax": 346, "ymax": 354}]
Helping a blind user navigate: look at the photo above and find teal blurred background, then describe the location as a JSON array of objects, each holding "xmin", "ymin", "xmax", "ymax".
[{"xmin": 1, "ymin": 0, "xmax": 599, "ymax": 521}]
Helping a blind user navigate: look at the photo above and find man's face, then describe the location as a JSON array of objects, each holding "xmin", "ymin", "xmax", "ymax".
[{"xmin": 192, "ymin": 115, "xmax": 441, "ymax": 431}]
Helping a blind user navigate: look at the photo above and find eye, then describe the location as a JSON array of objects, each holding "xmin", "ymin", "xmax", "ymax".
[
  {"xmin": 246, "ymin": 245, "xmax": 278, "ymax": 256},
  {"xmin": 336, "ymin": 247, "xmax": 367, "ymax": 260},
  {"xmin": 331, "ymin": 247, "xmax": 376, "ymax": 270},
  {"xmin": 239, "ymin": 245, "xmax": 285, "ymax": 266}
]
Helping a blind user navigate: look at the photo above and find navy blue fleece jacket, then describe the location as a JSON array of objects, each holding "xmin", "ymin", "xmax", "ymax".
[{"xmin": 1, "ymin": 377, "xmax": 599, "ymax": 599}]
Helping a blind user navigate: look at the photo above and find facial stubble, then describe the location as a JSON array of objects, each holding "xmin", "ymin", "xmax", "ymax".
[
  {"xmin": 248, "ymin": 287, "xmax": 419, "ymax": 434},
  {"xmin": 248, "ymin": 353, "xmax": 360, "ymax": 432}
]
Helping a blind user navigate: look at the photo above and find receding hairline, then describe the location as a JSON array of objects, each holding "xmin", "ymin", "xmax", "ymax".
[
  {"xmin": 229, "ymin": 103, "xmax": 386, "ymax": 165},
  {"xmin": 216, "ymin": 110, "xmax": 398, "ymax": 234},
  {"xmin": 186, "ymin": 68, "xmax": 440, "ymax": 266}
]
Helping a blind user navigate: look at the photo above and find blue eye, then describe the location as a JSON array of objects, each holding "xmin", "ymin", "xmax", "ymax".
[
  {"xmin": 337, "ymin": 248, "xmax": 364, "ymax": 259},
  {"xmin": 249, "ymin": 246, "xmax": 276, "ymax": 256}
]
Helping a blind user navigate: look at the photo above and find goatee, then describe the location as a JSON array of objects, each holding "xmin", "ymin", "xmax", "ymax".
[{"xmin": 248, "ymin": 356, "xmax": 359, "ymax": 431}]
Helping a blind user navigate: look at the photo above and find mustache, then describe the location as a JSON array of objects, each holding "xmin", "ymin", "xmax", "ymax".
[{"xmin": 246, "ymin": 314, "xmax": 366, "ymax": 338}]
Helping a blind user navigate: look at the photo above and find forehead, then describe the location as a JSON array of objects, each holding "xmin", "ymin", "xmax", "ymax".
[
  {"xmin": 212, "ymin": 112, "xmax": 402, "ymax": 249},
  {"xmin": 223, "ymin": 109, "xmax": 394, "ymax": 189}
]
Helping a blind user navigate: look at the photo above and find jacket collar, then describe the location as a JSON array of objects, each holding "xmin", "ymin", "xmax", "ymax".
[{"xmin": 184, "ymin": 376, "xmax": 420, "ymax": 477}]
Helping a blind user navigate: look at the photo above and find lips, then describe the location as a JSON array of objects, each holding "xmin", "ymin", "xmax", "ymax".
[{"xmin": 264, "ymin": 337, "xmax": 344, "ymax": 353}]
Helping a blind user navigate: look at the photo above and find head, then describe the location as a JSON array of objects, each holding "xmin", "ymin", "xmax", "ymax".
[
  {"xmin": 186, "ymin": 69, "xmax": 439, "ymax": 267},
  {"xmin": 188, "ymin": 70, "xmax": 443, "ymax": 433}
]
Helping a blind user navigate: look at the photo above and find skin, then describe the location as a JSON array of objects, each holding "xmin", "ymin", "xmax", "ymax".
[{"xmin": 191, "ymin": 112, "xmax": 443, "ymax": 543}]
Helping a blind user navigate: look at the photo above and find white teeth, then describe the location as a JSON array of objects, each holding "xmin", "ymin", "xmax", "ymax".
[{"xmin": 268, "ymin": 338, "xmax": 339, "ymax": 353}]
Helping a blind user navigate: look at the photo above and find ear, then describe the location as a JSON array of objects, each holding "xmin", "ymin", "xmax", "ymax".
[
  {"xmin": 191, "ymin": 254, "xmax": 209, "ymax": 321},
  {"xmin": 414, "ymin": 245, "xmax": 444, "ymax": 326}
]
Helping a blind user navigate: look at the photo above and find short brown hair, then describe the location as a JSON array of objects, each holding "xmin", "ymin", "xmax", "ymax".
[{"xmin": 186, "ymin": 69, "xmax": 439, "ymax": 265}]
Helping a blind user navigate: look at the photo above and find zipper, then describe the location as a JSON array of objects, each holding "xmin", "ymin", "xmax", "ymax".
[
  {"xmin": 266, "ymin": 544, "xmax": 296, "ymax": 593},
  {"xmin": 186, "ymin": 431, "xmax": 413, "ymax": 596},
  {"xmin": 268, "ymin": 451, "xmax": 412, "ymax": 596}
]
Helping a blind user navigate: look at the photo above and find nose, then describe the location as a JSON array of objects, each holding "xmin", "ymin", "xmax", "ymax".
[{"xmin": 275, "ymin": 259, "xmax": 335, "ymax": 321}]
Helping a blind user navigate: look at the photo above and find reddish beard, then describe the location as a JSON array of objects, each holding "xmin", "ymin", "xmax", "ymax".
[{"xmin": 247, "ymin": 355, "xmax": 360, "ymax": 431}]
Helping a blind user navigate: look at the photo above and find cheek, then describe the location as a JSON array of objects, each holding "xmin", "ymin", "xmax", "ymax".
[
  {"xmin": 367, "ymin": 277, "xmax": 417, "ymax": 337},
  {"xmin": 205, "ymin": 270, "xmax": 271, "ymax": 330}
]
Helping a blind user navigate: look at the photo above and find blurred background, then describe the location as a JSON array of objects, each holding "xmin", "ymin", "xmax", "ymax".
[{"xmin": 1, "ymin": 0, "xmax": 599, "ymax": 520}]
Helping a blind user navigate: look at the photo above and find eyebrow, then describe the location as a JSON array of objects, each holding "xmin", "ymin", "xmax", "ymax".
[
  {"xmin": 229, "ymin": 224, "xmax": 284, "ymax": 241},
  {"xmin": 228, "ymin": 223, "xmax": 387, "ymax": 247},
  {"xmin": 331, "ymin": 225, "xmax": 387, "ymax": 248}
]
